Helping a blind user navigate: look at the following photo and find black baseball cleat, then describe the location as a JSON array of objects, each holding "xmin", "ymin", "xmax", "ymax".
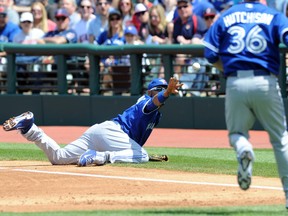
[{"xmin": 3, "ymin": 111, "xmax": 34, "ymax": 134}]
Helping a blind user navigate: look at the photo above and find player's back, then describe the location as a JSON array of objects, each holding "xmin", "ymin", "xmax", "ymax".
[{"xmin": 205, "ymin": 2, "xmax": 288, "ymax": 74}]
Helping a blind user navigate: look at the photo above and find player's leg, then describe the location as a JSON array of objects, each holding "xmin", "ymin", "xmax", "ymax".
[
  {"xmin": 226, "ymin": 78, "xmax": 255, "ymax": 153},
  {"xmin": 251, "ymin": 76, "xmax": 288, "ymax": 203},
  {"xmin": 78, "ymin": 121, "xmax": 149, "ymax": 166},
  {"xmin": 92, "ymin": 121, "xmax": 149, "ymax": 163},
  {"xmin": 3, "ymin": 111, "xmax": 89, "ymax": 165},
  {"xmin": 23, "ymin": 124, "xmax": 91, "ymax": 165},
  {"xmin": 225, "ymin": 77, "xmax": 255, "ymax": 190}
]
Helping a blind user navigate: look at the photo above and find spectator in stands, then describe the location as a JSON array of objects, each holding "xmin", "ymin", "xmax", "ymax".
[
  {"xmin": 13, "ymin": 12, "xmax": 45, "ymax": 74},
  {"xmin": 202, "ymin": 6, "xmax": 216, "ymax": 28},
  {"xmin": 35, "ymin": 8, "xmax": 77, "ymax": 67},
  {"xmin": 172, "ymin": 0, "xmax": 215, "ymax": 20},
  {"xmin": 36, "ymin": 0, "xmax": 58, "ymax": 22},
  {"xmin": 124, "ymin": 25, "xmax": 143, "ymax": 45},
  {"xmin": 59, "ymin": 0, "xmax": 81, "ymax": 29},
  {"xmin": 13, "ymin": 12, "xmax": 45, "ymax": 45},
  {"xmin": 13, "ymin": 0, "xmax": 37, "ymax": 13},
  {"xmin": 97, "ymin": 9, "xmax": 125, "ymax": 90},
  {"xmin": 88, "ymin": 0, "xmax": 111, "ymax": 44},
  {"xmin": 32, "ymin": 1, "xmax": 56, "ymax": 33},
  {"xmin": 0, "ymin": 0, "xmax": 19, "ymax": 25},
  {"xmin": 117, "ymin": 0, "xmax": 134, "ymax": 28},
  {"xmin": 147, "ymin": 4, "xmax": 169, "ymax": 44},
  {"xmin": 133, "ymin": 3, "xmax": 149, "ymax": 42},
  {"xmin": 0, "ymin": 6, "xmax": 21, "ymax": 43},
  {"xmin": 173, "ymin": 0, "xmax": 207, "ymax": 44},
  {"xmin": 0, "ymin": 5, "xmax": 21, "ymax": 73},
  {"xmin": 74, "ymin": 0, "xmax": 95, "ymax": 43},
  {"xmin": 37, "ymin": 8, "xmax": 77, "ymax": 44},
  {"xmin": 97, "ymin": 9, "xmax": 125, "ymax": 45}
]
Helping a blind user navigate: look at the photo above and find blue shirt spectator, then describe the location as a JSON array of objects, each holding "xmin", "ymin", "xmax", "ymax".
[
  {"xmin": 97, "ymin": 9, "xmax": 125, "ymax": 67},
  {"xmin": 0, "ymin": 6, "xmax": 21, "ymax": 43},
  {"xmin": 97, "ymin": 31, "xmax": 125, "ymax": 45},
  {"xmin": 97, "ymin": 9, "xmax": 125, "ymax": 46},
  {"xmin": 87, "ymin": 0, "xmax": 111, "ymax": 44}
]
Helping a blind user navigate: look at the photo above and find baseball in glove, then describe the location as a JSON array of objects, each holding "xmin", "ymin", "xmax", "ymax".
[{"xmin": 148, "ymin": 154, "xmax": 169, "ymax": 162}]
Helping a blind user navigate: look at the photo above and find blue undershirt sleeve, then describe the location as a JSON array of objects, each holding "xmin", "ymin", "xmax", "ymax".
[{"xmin": 144, "ymin": 99, "xmax": 158, "ymax": 113}]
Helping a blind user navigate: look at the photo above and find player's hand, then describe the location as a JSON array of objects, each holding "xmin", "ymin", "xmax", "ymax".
[{"xmin": 164, "ymin": 77, "xmax": 183, "ymax": 96}]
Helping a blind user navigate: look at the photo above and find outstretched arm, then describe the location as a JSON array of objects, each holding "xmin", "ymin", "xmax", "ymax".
[{"xmin": 153, "ymin": 77, "xmax": 183, "ymax": 107}]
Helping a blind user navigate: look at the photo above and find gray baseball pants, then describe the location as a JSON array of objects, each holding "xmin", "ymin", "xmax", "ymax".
[
  {"xmin": 22, "ymin": 120, "xmax": 149, "ymax": 165},
  {"xmin": 225, "ymin": 72, "xmax": 288, "ymax": 196}
]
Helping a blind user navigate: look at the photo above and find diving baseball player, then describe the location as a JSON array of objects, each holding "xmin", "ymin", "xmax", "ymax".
[
  {"xmin": 3, "ymin": 77, "xmax": 182, "ymax": 166},
  {"xmin": 203, "ymin": 0, "xmax": 288, "ymax": 208}
]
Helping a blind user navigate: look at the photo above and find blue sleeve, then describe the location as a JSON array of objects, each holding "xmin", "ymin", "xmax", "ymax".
[
  {"xmin": 275, "ymin": 13, "xmax": 288, "ymax": 46},
  {"xmin": 9, "ymin": 26, "xmax": 21, "ymax": 42},
  {"xmin": 203, "ymin": 20, "xmax": 220, "ymax": 63},
  {"xmin": 144, "ymin": 98, "xmax": 158, "ymax": 113},
  {"xmin": 97, "ymin": 31, "xmax": 107, "ymax": 45}
]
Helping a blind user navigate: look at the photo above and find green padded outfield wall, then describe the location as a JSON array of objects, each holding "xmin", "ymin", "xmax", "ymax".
[{"xmin": 0, "ymin": 95, "xmax": 284, "ymax": 130}]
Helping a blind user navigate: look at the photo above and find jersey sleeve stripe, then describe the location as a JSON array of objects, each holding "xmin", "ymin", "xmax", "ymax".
[
  {"xmin": 203, "ymin": 41, "xmax": 219, "ymax": 53},
  {"xmin": 280, "ymin": 27, "xmax": 288, "ymax": 44}
]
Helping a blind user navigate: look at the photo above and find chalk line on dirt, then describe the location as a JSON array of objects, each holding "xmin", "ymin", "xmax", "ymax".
[{"xmin": 0, "ymin": 167, "xmax": 282, "ymax": 191}]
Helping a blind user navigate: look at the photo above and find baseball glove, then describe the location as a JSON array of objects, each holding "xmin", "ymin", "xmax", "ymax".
[{"xmin": 148, "ymin": 154, "xmax": 169, "ymax": 162}]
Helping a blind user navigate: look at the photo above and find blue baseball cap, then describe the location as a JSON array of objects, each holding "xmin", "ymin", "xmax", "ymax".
[
  {"xmin": 124, "ymin": 25, "xmax": 138, "ymax": 36},
  {"xmin": 148, "ymin": 78, "xmax": 168, "ymax": 90}
]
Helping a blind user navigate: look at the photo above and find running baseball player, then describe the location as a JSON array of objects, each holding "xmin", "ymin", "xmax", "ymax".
[
  {"xmin": 3, "ymin": 77, "xmax": 182, "ymax": 166},
  {"xmin": 203, "ymin": 0, "xmax": 288, "ymax": 208}
]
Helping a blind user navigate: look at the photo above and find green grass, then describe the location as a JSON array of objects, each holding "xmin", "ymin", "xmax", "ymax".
[
  {"xmin": 0, "ymin": 205, "xmax": 287, "ymax": 216},
  {"xmin": 0, "ymin": 143, "xmax": 278, "ymax": 177},
  {"xmin": 0, "ymin": 143, "xmax": 283, "ymax": 215}
]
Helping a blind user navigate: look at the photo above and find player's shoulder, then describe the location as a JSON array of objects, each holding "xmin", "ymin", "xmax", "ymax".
[{"xmin": 137, "ymin": 95, "xmax": 150, "ymax": 104}]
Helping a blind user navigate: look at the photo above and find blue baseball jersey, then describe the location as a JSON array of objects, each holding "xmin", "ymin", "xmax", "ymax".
[
  {"xmin": 203, "ymin": 2, "xmax": 288, "ymax": 76},
  {"xmin": 113, "ymin": 95, "xmax": 161, "ymax": 146}
]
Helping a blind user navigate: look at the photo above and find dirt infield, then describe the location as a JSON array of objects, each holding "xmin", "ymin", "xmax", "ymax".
[{"xmin": 0, "ymin": 128, "xmax": 284, "ymax": 212}]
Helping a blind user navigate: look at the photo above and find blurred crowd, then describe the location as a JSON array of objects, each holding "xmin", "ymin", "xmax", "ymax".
[{"xmin": 0, "ymin": 0, "xmax": 287, "ymax": 95}]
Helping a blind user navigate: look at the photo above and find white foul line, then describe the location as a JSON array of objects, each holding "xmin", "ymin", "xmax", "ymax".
[{"xmin": 0, "ymin": 167, "xmax": 282, "ymax": 191}]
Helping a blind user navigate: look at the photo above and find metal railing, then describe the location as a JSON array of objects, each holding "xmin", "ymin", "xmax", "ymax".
[{"xmin": 0, "ymin": 43, "xmax": 287, "ymax": 97}]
